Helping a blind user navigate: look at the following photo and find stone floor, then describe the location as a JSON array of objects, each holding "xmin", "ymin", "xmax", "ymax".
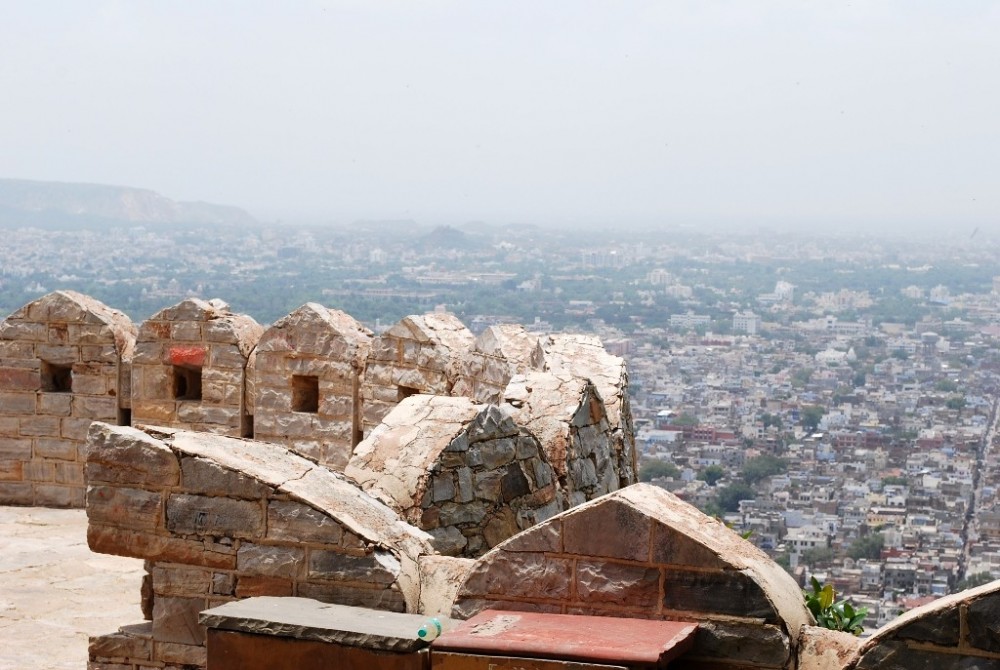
[{"xmin": 0, "ymin": 506, "xmax": 145, "ymax": 670}]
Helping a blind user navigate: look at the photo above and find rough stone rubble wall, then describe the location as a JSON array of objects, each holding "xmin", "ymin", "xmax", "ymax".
[
  {"xmin": 86, "ymin": 422, "xmax": 432, "ymax": 670},
  {"xmin": 360, "ymin": 313, "xmax": 474, "ymax": 437},
  {"xmin": 453, "ymin": 485, "xmax": 812, "ymax": 670},
  {"xmin": 348, "ymin": 396, "xmax": 560, "ymax": 558},
  {"xmin": 131, "ymin": 299, "xmax": 263, "ymax": 436},
  {"xmin": 0, "ymin": 291, "xmax": 134, "ymax": 507},
  {"xmin": 506, "ymin": 372, "xmax": 619, "ymax": 507},
  {"xmin": 541, "ymin": 334, "xmax": 636, "ymax": 487},
  {"xmin": 251, "ymin": 304, "xmax": 372, "ymax": 470}
]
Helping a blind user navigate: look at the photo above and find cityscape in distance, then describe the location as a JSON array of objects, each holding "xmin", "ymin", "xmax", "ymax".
[{"xmin": 3, "ymin": 180, "xmax": 1000, "ymax": 630}]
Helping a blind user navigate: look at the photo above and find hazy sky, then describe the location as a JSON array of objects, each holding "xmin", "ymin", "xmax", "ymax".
[{"xmin": 2, "ymin": 2, "xmax": 999, "ymax": 231}]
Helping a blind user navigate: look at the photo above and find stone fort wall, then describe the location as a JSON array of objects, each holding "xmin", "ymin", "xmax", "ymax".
[{"xmin": 0, "ymin": 292, "xmax": 634, "ymax": 513}]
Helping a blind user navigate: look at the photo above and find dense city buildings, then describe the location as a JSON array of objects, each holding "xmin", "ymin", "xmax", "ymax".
[{"xmin": 4, "ymin": 219, "xmax": 1000, "ymax": 633}]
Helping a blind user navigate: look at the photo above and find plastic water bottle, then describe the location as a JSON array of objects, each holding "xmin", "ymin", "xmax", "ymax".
[{"xmin": 417, "ymin": 617, "xmax": 443, "ymax": 641}]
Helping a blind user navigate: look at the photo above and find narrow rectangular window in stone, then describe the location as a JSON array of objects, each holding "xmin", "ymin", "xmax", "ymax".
[
  {"xmin": 173, "ymin": 365, "xmax": 202, "ymax": 401},
  {"xmin": 40, "ymin": 361, "xmax": 72, "ymax": 392},
  {"xmin": 292, "ymin": 375, "xmax": 320, "ymax": 413},
  {"xmin": 398, "ymin": 385, "xmax": 420, "ymax": 402}
]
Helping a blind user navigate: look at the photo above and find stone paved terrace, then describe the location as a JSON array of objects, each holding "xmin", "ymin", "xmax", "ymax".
[{"xmin": 0, "ymin": 506, "xmax": 144, "ymax": 670}]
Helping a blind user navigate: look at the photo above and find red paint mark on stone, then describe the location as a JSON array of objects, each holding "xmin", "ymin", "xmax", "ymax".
[{"xmin": 169, "ymin": 346, "xmax": 206, "ymax": 367}]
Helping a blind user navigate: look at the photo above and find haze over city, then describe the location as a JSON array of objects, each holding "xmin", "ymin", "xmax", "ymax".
[{"xmin": 3, "ymin": 1, "xmax": 999, "ymax": 232}]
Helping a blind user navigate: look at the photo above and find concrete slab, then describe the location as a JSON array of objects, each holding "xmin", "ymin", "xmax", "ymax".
[{"xmin": 0, "ymin": 506, "xmax": 145, "ymax": 670}]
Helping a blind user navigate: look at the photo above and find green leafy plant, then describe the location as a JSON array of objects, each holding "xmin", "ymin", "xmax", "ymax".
[{"xmin": 804, "ymin": 577, "xmax": 867, "ymax": 636}]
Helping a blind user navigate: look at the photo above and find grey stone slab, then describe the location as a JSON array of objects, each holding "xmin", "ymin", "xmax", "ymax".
[{"xmin": 199, "ymin": 596, "xmax": 443, "ymax": 652}]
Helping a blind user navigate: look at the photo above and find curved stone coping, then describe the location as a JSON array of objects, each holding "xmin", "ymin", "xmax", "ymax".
[
  {"xmin": 254, "ymin": 302, "xmax": 372, "ymax": 356},
  {"xmin": 102, "ymin": 423, "xmax": 434, "ymax": 559},
  {"xmin": 346, "ymin": 395, "xmax": 483, "ymax": 516},
  {"xmin": 851, "ymin": 579, "xmax": 1000, "ymax": 669},
  {"xmin": 200, "ymin": 596, "xmax": 449, "ymax": 653}
]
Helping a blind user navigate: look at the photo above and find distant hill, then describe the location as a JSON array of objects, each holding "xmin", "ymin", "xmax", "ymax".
[{"xmin": 0, "ymin": 178, "xmax": 256, "ymax": 228}]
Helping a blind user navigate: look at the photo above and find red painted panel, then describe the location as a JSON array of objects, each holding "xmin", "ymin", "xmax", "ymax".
[
  {"xmin": 433, "ymin": 611, "xmax": 696, "ymax": 666},
  {"xmin": 170, "ymin": 346, "xmax": 207, "ymax": 367}
]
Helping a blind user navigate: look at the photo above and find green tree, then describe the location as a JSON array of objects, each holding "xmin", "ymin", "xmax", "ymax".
[
  {"xmin": 955, "ymin": 572, "xmax": 995, "ymax": 591},
  {"xmin": 847, "ymin": 533, "xmax": 885, "ymax": 560},
  {"xmin": 639, "ymin": 460, "xmax": 680, "ymax": 482},
  {"xmin": 699, "ymin": 465, "xmax": 725, "ymax": 486},
  {"xmin": 800, "ymin": 546, "xmax": 834, "ymax": 567},
  {"xmin": 673, "ymin": 412, "xmax": 698, "ymax": 426},
  {"xmin": 716, "ymin": 483, "xmax": 756, "ymax": 512},
  {"xmin": 801, "ymin": 405, "xmax": 824, "ymax": 433},
  {"xmin": 946, "ymin": 396, "xmax": 967, "ymax": 411},
  {"xmin": 742, "ymin": 455, "xmax": 788, "ymax": 485}
]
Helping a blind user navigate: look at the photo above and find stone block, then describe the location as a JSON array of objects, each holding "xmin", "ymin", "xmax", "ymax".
[
  {"xmin": 86, "ymin": 424, "xmax": 180, "ymax": 487},
  {"xmin": 87, "ymin": 485, "xmax": 162, "ymax": 531},
  {"xmin": 237, "ymin": 543, "xmax": 304, "ymax": 579},
  {"xmin": 0, "ymin": 366, "xmax": 41, "ymax": 390},
  {"xmin": 235, "ymin": 575, "xmax": 294, "ymax": 597},
  {"xmin": 266, "ymin": 500, "xmax": 344, "ymax": 544},
  {"xmin": 35, "ymin": 437, "xmax": 78, "ymax": 460},
  {"xmin": 0, "ymin": 459, "xmax": 23, "ymax": 481},
  {"xmin": 24, "ymin": 460, "xmax": 55, "ymax": 482},
  {"xmin": 0, "ymin": 437, "xmax": 32, "ymax": 460},
  {"xmin": 61, "ymin": 417, "xmax": 94, "ymax": 441},
  {"xmin": 71, "ymin": 374, "xmax": 108, "ymax": 396},
  {"xmin": 170, "ymin": 321, "xmax": 203, "ymax": 341},
  {"xmin": 54, "ymin": 461, "xmax": 85, "ymax": 485},
  {"xmin": 89, "ymin": 628, "xmax": 153, "ymax": 662},
  {"xmin": 72, "ymin": 396, "xmax": 118, "ymax": 420},
  {"xmin": 180, "ymin": 457, "xmax": 268, "ymax": 500},
  {"xmin": 19, "ymin": 415, "xmax": 61, "ymax": 437},
  {"xmin": 440, "ymin": 501, "xmax": 488, "ymax": 526},
  {"xmin": 483, "ymin": 508, "xmax": 520, "ymax": 549},
  {"xmin": 154, "ymin": 640, "xmax": 207, "ymax": 666},
  {"xmin": 307, "ymin": 549, "xmax": 400, "ymax": 585},
  {"xmin": 152, "ymin": 566, "xmax": 214, "ymax": 597},
  {"xmin": 650, "ymin": 522, "xmax": 729, "ymax": 570},
  {"xmin": 212, "ymin": 572, "xmax": 236, "ymax": 596},
  {"xmin": 0, "ymin": 321, "xmax": 46, "ymax": 341},
  {"xmin": 893, "ymin": 605, "xmax": 960, "ymax": 647},
  {"xmin": 0, "ymin": 340, "xmax": 34, "ymax": 359},
  {"xmin": 152, "ymin": 595, "xmax": 206, "ymax": 645},
  {"xmin": 166, "ymin": 494, "xmax": 264, "ymax": 540},
  {"xmin": 662, "ymin": 568, "xmax": 776, "ymax": 621},
  {"xmin": 37, "ymin": 392, "xmax": 73, "ymax": 416},
  {"xmin": 88, "ymin": 525, "xmax": 236, "ymax": 569},
  {"xmin": 36, "ymin": 344, "xmax": 79, "ymax": 365},
  {"xmin": 0, "ymin": 391, "xmax": 36, "ymax": 415},
  {"xmin": 691, "ymin": 621, "xmax": 789, "ymax": 667},
  {"xmin": 0, "ymin": 481, "xmax": 33, "ymax": 504},
  {"xmin": 575, "ymin": 560, "xmax": 660, "ymax": 609},
  {"xmin": 35, "ymin": 484, "xmax": 84, "ymax": 507},
  {"xmin": 296, "ymin": 582, "xmax": 407, "ymax": 612},
  {"xmin": 563, "ymin": 499, "xmax": 651, "ymax": 562},
  {"xmin": 461, "ymin": 552, "xmax": 572, "ymax": 600},
  {"xmin": 967, "ymin": 594, "xmax": 1000, "ymax": 652},
  {"xmin": 432, "ymin": 474, "xmax": 456, "ymax": 502}
]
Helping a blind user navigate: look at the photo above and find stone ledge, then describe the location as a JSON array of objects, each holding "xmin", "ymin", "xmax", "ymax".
[{"xmin": 199, "ymin": 596, "xmax": 448, "ymax": 653}]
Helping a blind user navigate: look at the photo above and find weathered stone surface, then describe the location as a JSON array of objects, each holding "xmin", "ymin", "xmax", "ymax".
[
  {"xmin": 562, "ymin": 497, "xmax": 650, "ymax": 562},
  {"xmin": 235, "ymin": 575, "xmax": 294, "ymax": 597},
  {"xmin": 86, "ymin": 423, "xmax": 180, "ymax": 487},
  {"xmin": 88, "ymin": 486, "xmax": 163, "ymax": 531},
  {"xmin": 181, "ymin": 456, "xmax": 269, "ymax": 500},
  {"xmin": 154, "ymin": 640, "xmax": 208, "ymax": 665},
  {"xmin": 199, "ymin": 597, "xmax": 439, "ymax": 652},
  {"xmin": 296, "ymin": 582, "xmax": 407, "ymax": 612},
  {"xmin": 966, "ymin": 593, "xmax": 1000, "ymax": 652},
  {"xmin": 237, "ymin": 543, "xmax": 304, "ymax": 579},
  {"xmin": 166, "ymin": 493, "xmax": 264, "ymax": 539},
  {"xmin": 691, "ymin": 621, "xmax": 790, "ymax": 666},
  {"xmin": 152, "ymin": 595, "xmax": 206, "ymax": 645},
  {"xmin": 575, "ymin": 560, "xmax": 659, "ymax": 608},
  {"xmin": 461, "ymin": 552, "xmax": 572, "ymax": 600},
  {"xmin": 662, "ymin": 568, "xmax": 776, "ymax": 621},
  {"xmin": 152, "ymin": 566, "xmax": 214, "ymax": 597},
  {"xmin": 89, "ymin": 627, "xmax": 153, "ymax": 662},
  {"xmin": 796, "ymin": 626, "xmax": 861, "ymax": 670},
  {"xmin": 88, "ymin": 525, "xmax": 237, "ymax": 569},
  {"xmin": 266, "ymin": 500, "xmax": 344, "ymax": 544},
  {"xmin": 307, "ymin": 549, "xmax": 400, "ymax": 585}
]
